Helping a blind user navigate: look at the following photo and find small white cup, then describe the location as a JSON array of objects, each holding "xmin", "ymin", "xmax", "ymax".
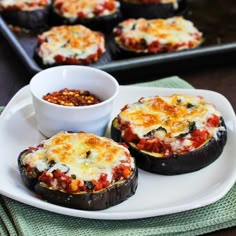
[{"xmin": 30, "ymin": 65, "xmax": 119, "ymax": 137}]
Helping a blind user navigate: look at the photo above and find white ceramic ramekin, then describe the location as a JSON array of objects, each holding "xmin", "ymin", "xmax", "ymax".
[{"xmin": 30, "ymin": 65, "xmax": 119, "ymax": 137}]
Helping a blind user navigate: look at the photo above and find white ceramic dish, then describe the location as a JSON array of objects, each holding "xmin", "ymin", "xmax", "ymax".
[
  {"xmin": 0, "ymin": 85, "xmax": 236, "ymax": 220},
  {"xmin": 30, "ymin": 65, "xmax": 119, "ymax": 137}
]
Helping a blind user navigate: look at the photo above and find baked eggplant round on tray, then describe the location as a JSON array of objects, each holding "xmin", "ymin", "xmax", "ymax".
[
  {"xmin": 120, "ymin": 0, "xmax": 186, "ymax": 19},
  {"xmin": 113, "ymin": 16, "xmax": 203, "ymax": 55},
  {"xmin": 111, "ymin": 94, "xmax": 227, "ymax": 175},
  {"xmin": 18, "ymin": 131, "xmax": 138, "ymax": 210},
  {"xmin": 51, "ymin": 0, "xmax": 121, "ymax": 32},
  {"xmin": 34, "ymin": 24, "xmax": 106, "ymax": 67},
  {"xmin": 0, "ymin": 0, "xmax": 51, "ymax": 30}
]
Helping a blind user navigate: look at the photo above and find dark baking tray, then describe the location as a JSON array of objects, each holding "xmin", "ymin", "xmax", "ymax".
[{"xmin": 1, "ymin": 0, "xmax": 236, "ymax": 74}]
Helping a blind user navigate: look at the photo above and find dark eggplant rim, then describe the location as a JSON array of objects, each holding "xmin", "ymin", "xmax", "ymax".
[
  {"xmin": 120, "ymin": 0, "xmax": 187, "ymax": 18},
  {"xmin": 111, "ymin": 117, "xmax": 227, "ymax": 175},
  {"xmin": 112, "ymin": 39, "xmax": 204, "ymax": 56},
  {"xmin": 50, "ymin": 6, "xmax": 122, "ymax": 32},
  {"xmin": 33, "ymin": 24, "xmax": 107, "ymax": 68},
  {"xmin": 0, "ymin": 5, "xmax": 51, "ymax": 30},
  {"xmin": 18, "ymin": 149, "xmax": 138, "ymax": 210},
  {"xmin": 112, "ymin": 38, "xmax": 203, "ymax": 56}
]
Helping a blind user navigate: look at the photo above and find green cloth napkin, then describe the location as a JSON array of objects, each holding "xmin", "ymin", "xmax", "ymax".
[{"xmin": 1, "ymin": 76, "xmax": 236, "ymax": 236}]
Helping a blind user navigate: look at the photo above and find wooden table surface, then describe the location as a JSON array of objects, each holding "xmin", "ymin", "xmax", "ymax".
[{"xmin": 0, "ymin": 31, "xmax": 236, "ymax": 235}]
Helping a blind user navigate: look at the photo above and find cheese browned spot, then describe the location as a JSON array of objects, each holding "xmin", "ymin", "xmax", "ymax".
[
  {"xmin": 0, "ymin": 0, "xmax": 51, "ymax": 11},
  {"xmin": 117, "ymin": 94, "xmax": 225, "ymax": 155},
  {"xmin": 37, "ymin": 24, "xmax": 106, "ymax": 65},
  {"xmin": 22, "ymin": 132, "xmax": 134, "ymax": 182},
  {"xmin": 113, "ymin": 17, "xmax": 203, "ymax": 53},
  {"xmin": 53, "ymin": 0, "xmax": 120, "ymax": 21}
]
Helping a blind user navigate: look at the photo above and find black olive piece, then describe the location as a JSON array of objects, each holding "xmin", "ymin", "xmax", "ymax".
[
  {"xmin": 188, "ymin": 121, "xmax": 196, "ymax": 133},
  {"xmin": 175, "ymin": 133, "xmax": 187, "ymax": 139},
  {"xmin": 131, "ymin": 23, "xmax": 136, "ymax": 30},
  {"xmin": 48, "ymin": 160, "xmax": 56, "ymax": 167},
  {"xmin": 85, "ymin": 181, "xmax": 95, "ymax": 191},
  {"xmin": 177, "ymin": 99, "xmax": 182, "ymax": 103},
  {"xmin": 32, "ymin": 168, "xmax": 40, "ymax": 178},
  {"xmin": 50, "ymin": 163, "xmax": 70, "ymax": 173},
  {"xmin": 60, "ymin": 164, "xmax": 70, "ymax": 173},
  {"xmin": 86, "ymin": 150, "xmax": 91, "ymax": 158},
  {"xmin": 140, "ymin": 38, "xmax": 147, "ymax": 47},
  {"xmin": 71, "ymin": 174, "xmax": 76, "ymax": 179},
  {"xmin": 144, "ymin": 130, "xmax": 154, "ymax": 137},
  {"xmin": 144, "ymin": 127, "xmax": 167, "ymax": 137},
  {"xmin": 187, "ymin": 103, "xmax": 195, "ymax": 109},
  {"xmin": 175, "ymin": 121, "xmax": 196, "ymax": 139},
  {"xmin": 157, "ymin": 127, "xmax": 167, "ymax": 133}
]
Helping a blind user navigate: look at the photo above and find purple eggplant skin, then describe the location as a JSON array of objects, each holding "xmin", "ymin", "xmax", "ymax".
[
  {"xmin": 111, "ymin": 117, "xmax": 227, "ymax": 175},
  {"xmin": 111, "ymin": 39, "xmax": 160, "ymax": 60},
  {"xmin": 18, "ymin": 150, "xmax": 39, "ymax": 190},
  {"xmin": 34, "ymin": 167, "xmax": 138, "ymax": 210},
  {"xmin": 120, "ymin": 0, "xmax": 186, "ymax": 19},
  {"xmin": 1, "ymin": 7, "xmax": 50, "ymax": 30},
  {"xmin": 18, "ymin": 149, "xmax": 138, "ymax": 210},
  {"xmin": 50, "ymin": 8, "xmax": 122, "ymax": 33}
]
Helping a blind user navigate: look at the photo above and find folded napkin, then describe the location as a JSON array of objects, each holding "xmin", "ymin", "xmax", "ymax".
[{"xmin": 0, "ymin": 76, "xmax": 236, "ymax": 236}]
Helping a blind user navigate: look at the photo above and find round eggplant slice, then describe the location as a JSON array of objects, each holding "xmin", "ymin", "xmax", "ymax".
[
  {"xmin": 111, "ymin": 118, "xmax": 227, "ymax": 175},
  {"xmin": 120, "ymin": 0, "xmax": 187, "ymax": 19},
  {"xmin": 33, "ymin": 167, "xmax": 138, "ymax": 210},
  {"xmin": 34, "ymin": 24, "xmax": 106, "ymax": 68},
  {"xmin": 1, "ymin": 7, "xmax": 50, "ymax": 31},
  {"xmin": 18, "ymin": 147, "xmax": 138, "ymax": 210},
  {"xmin": 51, "ymin": 9, "xmax": 122, "ymax": 33}
]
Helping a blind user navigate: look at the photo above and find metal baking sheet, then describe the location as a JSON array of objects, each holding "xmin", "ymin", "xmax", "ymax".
[{"xmin": 1, "ymin": 0, "xmax": 236, "ymax": 74}]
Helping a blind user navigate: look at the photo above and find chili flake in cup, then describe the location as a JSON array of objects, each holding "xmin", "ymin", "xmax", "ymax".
[{"xmin": 43, "ymin": 88, "xmax": 101, "ymax": 106}]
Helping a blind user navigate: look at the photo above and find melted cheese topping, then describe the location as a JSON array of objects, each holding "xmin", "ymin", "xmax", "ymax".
[
  {"xmin": 22, "ymin": 132, "xmax": 134, "ymax": 182},
  {"xmin": 114, "ymin": 17, "xmax": 203, "ymax": 53},
  {"xmin": 53, "ymin": 0, "xmax": 120, "ymax": 20},
  {"xmin": 118, "ymin": 94, "xmax": 225, "ymax": 154},
  {"xmin": 0, "ymin": 0, "xmax": 51, "ymax": 11},
  {"xmin": 37, "ymin": 25, "xmax": 105, "ymax": 65}
]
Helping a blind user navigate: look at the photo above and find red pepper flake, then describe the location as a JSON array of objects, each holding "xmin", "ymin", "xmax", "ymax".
[{"xmin": 42, "ymin": 88, "xmax": 101, "ymax": 107}]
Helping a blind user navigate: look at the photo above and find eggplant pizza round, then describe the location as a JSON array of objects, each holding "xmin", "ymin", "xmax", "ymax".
[
  {"xmin": 113, "ymin": 17, "xmax": 203, "ymax": 54},
  {"xmin": 18, "ymin": 131, "xmax": 138, "ymax": 210},
  {"xmin": 35, "ymin": 24, "xmax": 106, "ymax": 67},
  {"xmin": 111, "ymin": 94, "xmax": 227, "ymax": 175}
]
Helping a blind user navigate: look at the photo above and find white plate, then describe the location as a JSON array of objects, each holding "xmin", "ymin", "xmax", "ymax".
[{"xmin": 0, "ymin": 85, "xmax": 236, "ymax": 220}]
